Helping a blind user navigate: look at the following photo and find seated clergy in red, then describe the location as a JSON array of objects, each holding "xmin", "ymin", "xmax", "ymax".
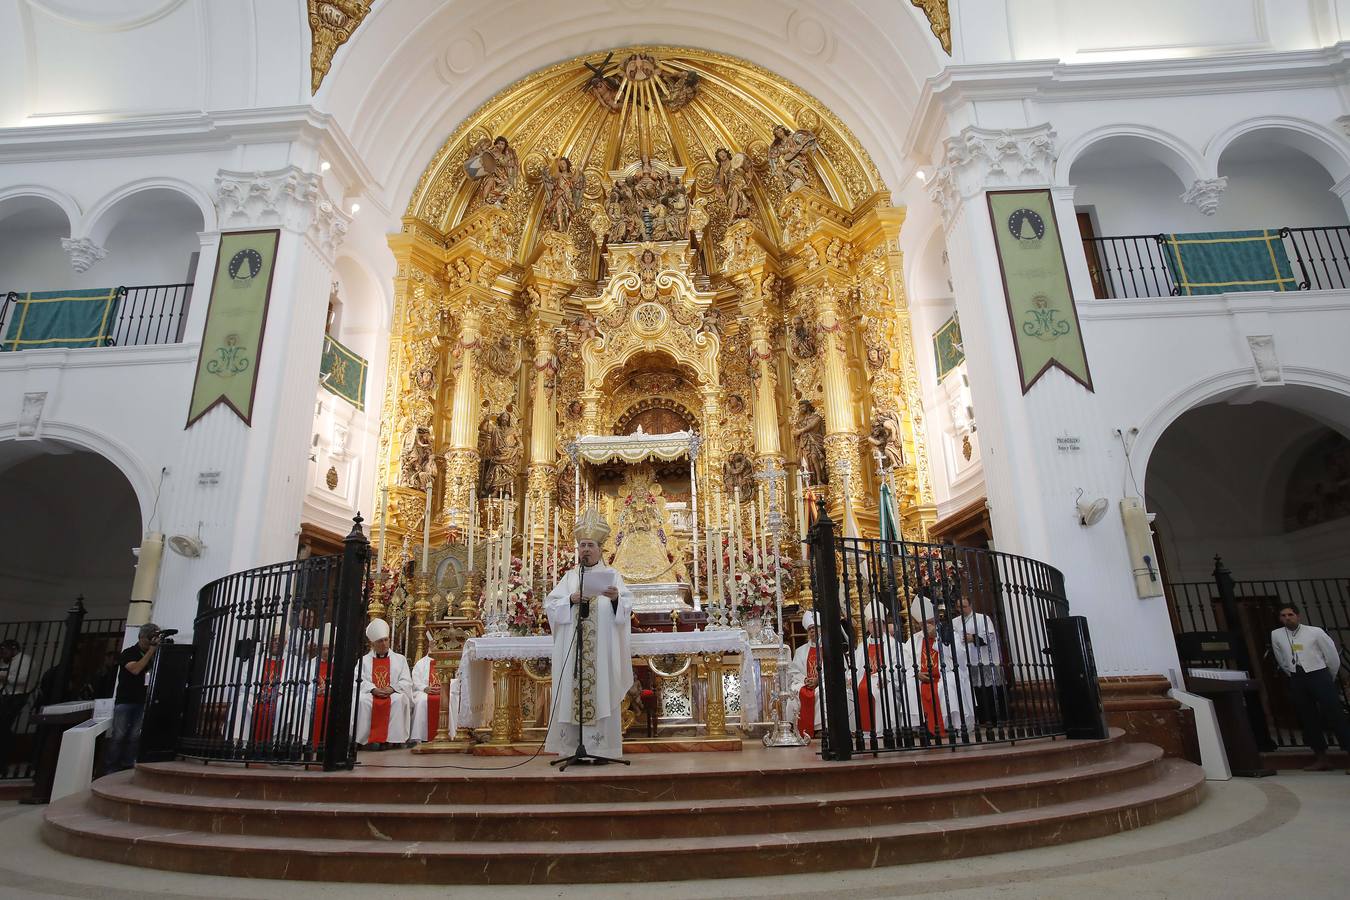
[
  {"xmin": 411, "ymin": 631, "xmax": 461, "ymax": 743},
  {"xmin": 786, "ymin": 611, "xmax": 823, "ymax": 739},
  {"xmin": 851, "ymin": 604, "xmax": 904, "ymax": 738},
  {"xmin": 250, "ymin": 632, "xmax": 287, "ymax": 744},
  {"xmin": 356, "ymin": 618, "xmax": 413, "ymax": 750}
]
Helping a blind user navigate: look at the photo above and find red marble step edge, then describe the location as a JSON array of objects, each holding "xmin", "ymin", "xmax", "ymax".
[
  {"xmin": 86, "ymin": 745, "xmax": 1166, "ymax": 842},
  {"xmin": 127, "ymin": 732, "xmax": 1130, "ymax": 805},
  {"xmin": 42, "ymin": 761, "xmax": 1205, "ymax": 884}
]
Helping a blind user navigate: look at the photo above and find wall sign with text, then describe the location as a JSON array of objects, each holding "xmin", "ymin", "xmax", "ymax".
[
  {"xmin": 987, "ymin": 190, "xmax": 1093, "ymax": 394},
  {"xmin": 186, "ymin": 230, "xmax": 280, "ymax": 428}
]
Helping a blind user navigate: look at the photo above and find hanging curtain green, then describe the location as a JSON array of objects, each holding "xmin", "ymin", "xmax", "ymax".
[
  {"xmin": 1161, "ymin": 230, "xmax": 1298, "ymax": 296},
  {"xmin": 1, "ymin": 287, "xmax": 124, "ymax": 351},
  {"xmin": 320, "ymin": 333, "xmax": 368, "ymax": 410}
]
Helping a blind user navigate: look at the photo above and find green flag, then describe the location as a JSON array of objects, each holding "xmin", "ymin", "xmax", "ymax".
[
  {"xmin": 186, "ymin": 230, "xmax": 280, "ymax": 427},
  {"xmin": 879, "ymin": 482, "xmax": 901, "ymax": 542},
  {"xmin": 987, "ymin": 190, "xmax": 1093, "ymax": 394}
]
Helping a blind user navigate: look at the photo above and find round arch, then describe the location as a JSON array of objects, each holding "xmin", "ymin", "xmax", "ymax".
[
  {"xmin": 80, "ymin": 177, "xmax": 215, "ymax": 245},
  {"xmin": 1205, "ymin": 117, "xmax": 1350, "ymax": 186},
  {"xmin": 318, "ymin": 0, "xmax": 943, "ymax": 213},
  {"xmin": 0, "ymin": 185, "xmax": 80, "ymax": 232},
  {"xmin": 0, "ymin": 421, "xmax": 155, "ymax": 528},
  {"xmin": 1058, "ymin": 124, "xmax": 1206, "ymax": 188}
]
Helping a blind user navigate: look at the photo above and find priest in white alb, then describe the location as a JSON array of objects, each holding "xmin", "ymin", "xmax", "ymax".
[
  {"xmin": 786, "ymin": 611, "xmax": 823, "ymax": 739},
  {"xmin": 543, "ymin": 507, "xmax": 635, "ymax": 761},
  {"xmin": 411, "ymin": 631, "xmax": 460, "ymax": 742},
  {"xmin": 356, "ymin": 618, "xmax": 414, "ymax": 750}
]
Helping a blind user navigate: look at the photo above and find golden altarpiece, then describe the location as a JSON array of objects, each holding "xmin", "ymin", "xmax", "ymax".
[{"xmin": 367, "ymin": 47, "xmax": 934, "ymax": 748}]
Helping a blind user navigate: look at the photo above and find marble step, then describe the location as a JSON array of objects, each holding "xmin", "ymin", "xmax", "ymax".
[
  {"xmin": 130, "ymin": 731, "xmax": 1129, "ymax": 805},
  {"xmin": 87, "ymin": 742, "xmax": 1165, "ymax": 841},
  {"xmin": 42, "ymin": 759, "xmax": 1204, "ymax": 884}
]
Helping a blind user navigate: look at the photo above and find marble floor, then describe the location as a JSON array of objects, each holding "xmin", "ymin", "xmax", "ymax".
[{"xmin": 5, "ymin": 772, "xmax": 1348, "ymax": 899}]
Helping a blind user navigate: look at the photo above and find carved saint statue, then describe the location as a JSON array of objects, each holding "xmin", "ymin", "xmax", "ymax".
[
  {"xmin": 660, "ymin": 68, "xmax": 701, "ymax": 110},
  {"xmin": 478, "ymin": 409, "xmax": 523, "ymax": 498},
  {"xmin": 789, "ymin": 314, "xmax": 818, "ymax": 360},
  {"xmin": 697, "ymin": 304, "xmax": 725, "ymax": 340},
  {"xmin": 485, "ymin": 334, "xmax": 521, "ymax": 378},
  {"xmin": 541, "ymin": 156, "xmax": 585, "ymax": 233},
  {"xmin": 793, "ymin": 399, "xmax": 828, "ymax": 485},
  {"xmin": 401, "ymin": 426, "xmax": 436, "ymax": 489},
  {"xmin": 465, "ymin": 136, "xmax": 520, "ymax": 208},
  {"xmin": 722, "ymin": 451, "xmax": 755, "ymax": 497},
  {"xmin": 768, "ymin": 125, "xmax": 818, "ymax": 193},
  {"xmin": 714, "ymin": 148, "xmax": 754, "ymax": 222},
  {"xmin": 868, "ymin": 410, "xmax": 905, "ymax": 472}
]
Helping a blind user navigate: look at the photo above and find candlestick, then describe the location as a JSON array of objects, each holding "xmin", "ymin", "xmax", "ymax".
[{"xmin": 375, "ymin": 485, "xmax": 389, "ymax": 573}]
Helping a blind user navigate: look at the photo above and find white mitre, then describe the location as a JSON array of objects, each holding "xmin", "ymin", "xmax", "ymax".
[
  {"xmin": 801, "ymin": 611, "xmax": 816, "ymax": 630},
  {"xmin": 863, "ymin": 603, "xmax": 889, "ymax": 626},
  {"xmin": 365, "ymin": 618, "xmax": 390, "ymax": 642},
  {"xmin": 909, "ymin": 596, "xmax": 938, "ymax": 624},
  {"xmin": 574, "ymin": 505, "xmax": 612, "ymax": 545}
]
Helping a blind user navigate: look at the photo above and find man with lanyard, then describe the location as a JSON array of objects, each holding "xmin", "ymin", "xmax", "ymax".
[{"xmin": 1270, "ymin": 603, "xmax": 1350, "ymax": 772}]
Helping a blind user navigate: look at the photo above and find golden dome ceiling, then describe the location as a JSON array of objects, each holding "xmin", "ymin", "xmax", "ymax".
[{"xmin": 405, "ymin": 46, "xmax": 889, "ymax": 255}]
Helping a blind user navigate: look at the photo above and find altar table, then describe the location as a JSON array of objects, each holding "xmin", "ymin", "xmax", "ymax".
[{"xmin": 456, "ymin": 629, "xmax": 760, "ymax": 744}]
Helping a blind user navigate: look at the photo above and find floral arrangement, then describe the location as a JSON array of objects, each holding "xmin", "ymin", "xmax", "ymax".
[
  {"xmin": 477, "ymin": 555, "xmax": 543, "ymax": 636},
  {"xmin": 366, "ymin": 565, "xmax": 404, "ymax": 609},
  {"xmin": 719, "ymin": 535, "xmax": 784, "ymax": 621}
]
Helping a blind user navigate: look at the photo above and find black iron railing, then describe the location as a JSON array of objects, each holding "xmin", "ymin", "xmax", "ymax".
[
  {"xmin": 0, "ymin": 601, "xmax": 125, "ymax": 781},
  {"xmin": 176, "ymin": 517, "xmax": 369, "ymax": 770},
  {"xmin": 1083, "ymin": 226, "xmax": 1350, "ymax": 299},
  {"xmin": 806, "ymin": 505, "xmax": 1094, "ymax": 760},
  {"xmin": 1167, "ymin": 558, "xmax": 1350, "ymax": 749},
  {"xmin": 0, "ymin": 282, "xmax": 192, "ymax": 349}
]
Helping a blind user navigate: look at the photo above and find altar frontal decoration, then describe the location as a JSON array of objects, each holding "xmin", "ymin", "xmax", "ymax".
[
  {"xmin": 1, "ymin": 287, "xmax": 123, "ymax": 351},
  {"xmin": 186, "ymin": 229, "xmax": 280, "ymax": 427},
  {"xmin": 320, "ymin": 333, "xmax": 368, "ymax": 410},
  {"xmin": 987, "ymin": 190, "xmax": 1093, "ymax": 394},
  {"xmin": 1161, "ymin": 229, "xmax": 1297, "ymax": 296}
]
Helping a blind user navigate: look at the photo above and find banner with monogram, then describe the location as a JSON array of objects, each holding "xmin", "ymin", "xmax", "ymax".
[
  {"xmin": 932, "ymin": 314, "xmax": 964, "ymax": 381},
  {"xmin": 320, "ymin": 333, "xmax": 368, "ymax": 410},
  {"xmin": 186, "ymin": 230, "xmax": 280, "ymax": 427},
  {"xmin": 987, "ymin": 190, "xmax": 1093, "ymax": 394}
]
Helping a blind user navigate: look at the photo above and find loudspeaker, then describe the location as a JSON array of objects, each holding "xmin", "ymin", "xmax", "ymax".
[
  {"xmin": 137, "ymin": 644, "xmax": 195, "ymax": 763},
  {"xmin": 1047, "ymin": 615, "xmax": 1109, "ymax": 740}
]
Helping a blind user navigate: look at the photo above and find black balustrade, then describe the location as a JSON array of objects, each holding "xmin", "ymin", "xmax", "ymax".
[
  {"xmin": 0, "ymin": 282, "xmax": 192, "ymax": 350},
  {"xmin": 807, "ymin": 504, "xmax": 1080, "ymax": 760}
]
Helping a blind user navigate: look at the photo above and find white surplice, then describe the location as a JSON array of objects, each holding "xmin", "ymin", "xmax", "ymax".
[
  {"xmin": 410, "ymin": 655, "xmax": 460, "ymax": 742},
  {"xmin": 851, "ymin": 635, "xmax": 911, "ymax": 736},
  {"xmin": 543, "ymin": 564, "xmax": 635, "ymax": 759},
  {"xmin": 906, "ymin": 632, "xmax": 976, "ymax": 736},
  {"xmin": 950, "ymin": 612, "xmax": 1002, "ymax": 687},
  {"xmin": 355, "ymin": 651, "xmax": 414, "ymax": 744},
  {"xmin": 784, "ymin": 639, "xmax": 824, "ymax": 733}
]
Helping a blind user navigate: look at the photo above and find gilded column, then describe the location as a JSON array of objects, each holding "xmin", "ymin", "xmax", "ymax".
[
  {"xmin": 526, "ymin": 311, "xmax": 562, "ymax": 538},
  {"xmin": 816, "ymin": 283, "xmax": 864, "ymax": 511},
  {"xmin": 444, "ymin": 303, "xmax": 484, "ymax": 515}
]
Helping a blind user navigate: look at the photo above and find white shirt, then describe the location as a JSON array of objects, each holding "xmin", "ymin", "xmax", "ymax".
[
  {"xmin": 0, "ymin": 652, "xmax": 34, "ymax": 694},
  {"xmin": 1270, "ymin": 624, "xmax": 1340, "ymax": 678}
]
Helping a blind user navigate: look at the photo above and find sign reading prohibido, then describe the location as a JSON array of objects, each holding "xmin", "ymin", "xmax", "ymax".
[
  {"xmin": 186, "ymin": 230, "xmax": 280, "ymax": 427},
  {"xmin": 987, "ymin": 190, "xmax": 1093, "ymax": 394}
]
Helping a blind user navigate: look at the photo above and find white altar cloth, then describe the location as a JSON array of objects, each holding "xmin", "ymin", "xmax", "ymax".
[{"xmin": 457, "ymin": 629, "xmax": 760, "ymax": 730}]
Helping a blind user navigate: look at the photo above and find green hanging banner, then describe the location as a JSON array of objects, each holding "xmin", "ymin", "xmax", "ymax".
[
  {"xmin": 186, "ymin": 229, "xmax": 280, "ymax": 428},
  {"xmin": 987, "ymin": 190, "xmax": 1093, "ymax": 394}
]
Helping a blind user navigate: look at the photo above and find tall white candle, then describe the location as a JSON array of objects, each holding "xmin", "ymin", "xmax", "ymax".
[
  {"xmin": 467, "ymin": 489, "xmax": 476, "ymax": 573},
  {"xmin": 422, "ymin": 487, "xmax": 432, "ymax": 572},
  {"xmin": 749, "ymin": 493, "xmax": 760, "ymax": 569},
  {"xmin": 552, "ymin": 494, "xmax": 560, "ymax": 582},
  {"xmin": 523, "ymin": 491, "xmax": 533, "ymax": 586}
]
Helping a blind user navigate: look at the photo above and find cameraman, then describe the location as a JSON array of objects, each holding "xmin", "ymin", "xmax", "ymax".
[{"xmin": 104, "ymin": 623, "xmax": 161, "ymax": 775}]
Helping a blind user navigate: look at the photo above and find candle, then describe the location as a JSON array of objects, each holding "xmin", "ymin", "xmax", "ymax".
[
  {"xmin": 523, "ymin": 491, "xmax": 533, "ymax": 586},
  {"xmin": 422, "ymin": 487, "xmax": 432, "ymax": 572},
  {"xmin": 467, "ymin": 489, "xmax": 476, "ymax": 573},
  {"xmin": 552, "ymin": 493, "xmax": 560, "ymax": 580},
  {"xmin": 749, "ymin": 493, "xmax": 760, "ymax": 569},
  {"xmin": 375, "ymin": 485, "xmax": 389, "ymax": 573},
  {"xmin": 758, "ymin": 483, "xmax": 768, "ymax": 560},
  {"xmin": 732, "ymin": 487, "xmax": 743, "ymax": 567}
]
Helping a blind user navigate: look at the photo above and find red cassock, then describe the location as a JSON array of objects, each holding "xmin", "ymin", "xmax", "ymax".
[
  {"xmin": 368, "ymin": 656, "xmax": 392, "ymax": 744},
  {"xmin": 310, "ymin": 659, "xmax": 330, "ymax": 743},
  {"xmin": 797, "ymin": 646, "xmax": 818, "ymax": 737},
  {"xmin": 855, "ymin": 644, "xmax": 885, "ymax": 733},
  {"xmin": 251, "ymin": 658, "xmax": 284, "ymax": 744},
  {"xmin": 917, "ymin": 638, "xmax": 946, "ymax": 738}
]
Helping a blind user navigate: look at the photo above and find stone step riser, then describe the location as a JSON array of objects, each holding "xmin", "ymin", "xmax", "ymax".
[
  {"xmin": 133, "ymin": 739, "xmax": 1124, "ymax": 805},
  {"xmin": 89, "ymin": 759, "xmax": 1161, "ymax": 842},
  {"xmin": 42, "ymin": 774, "xmax": 1204, "ymax": 884}
]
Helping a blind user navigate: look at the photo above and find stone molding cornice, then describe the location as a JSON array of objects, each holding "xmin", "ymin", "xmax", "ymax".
[
  {"xmin": 906, "ymin": 42, "xmax": 1350, "ymax": 160},
  {"xmin": 214, "ymin": 166, "xmax": 351, "ymax": 257},
  {"xmin": 927, "ymin": 125, "xmax": 1057, "ymax": 229}
]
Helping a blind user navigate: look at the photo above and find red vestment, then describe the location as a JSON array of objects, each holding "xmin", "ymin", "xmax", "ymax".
[
  {"xmin": 310, "ymin": 659, "xmax": 330, "ymax": 743},
  {"xmin": 855, "ymin": 643, "xmax": 885, "ymax": 732},
  {"xmin": 250, "ymin": 658, "xmax": 283, "ymax": 743},
  {"xmin": 918, "ymin": 638, "xmax": 946, "ymax": 738},
  {"xmin": 368, "ymin": 656, "xmax": 392, "ymax": 744},
  {"xmin": 797, "ymin": 646, "xmax": 818, "ymax": 737}
]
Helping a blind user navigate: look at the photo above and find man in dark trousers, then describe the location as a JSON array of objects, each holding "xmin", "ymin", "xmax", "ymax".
[
  {"xmin": 104, "ymin": 623, "xmax": 161, "ymax": 774},
  {"xmin": 1270, "ymin": 604, "xmax": 1350, "ymax": 773}
]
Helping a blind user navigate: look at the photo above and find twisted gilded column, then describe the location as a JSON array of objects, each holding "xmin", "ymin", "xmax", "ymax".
[
  {"xmin": 526, "ymin": 312, "xmax": 562, "ymax": 537},
  {"xmin": 815, "ymin": 284, "xmax": 864, "ymax": 512},
  {"xmin": 444, "ymin": 304, "xmax": 484, "ymax": 515}
]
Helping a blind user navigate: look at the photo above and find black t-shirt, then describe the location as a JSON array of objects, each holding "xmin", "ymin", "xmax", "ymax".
[{"xmin": 114, "ymin": 645, "xmax": 150, "ymax": 706}]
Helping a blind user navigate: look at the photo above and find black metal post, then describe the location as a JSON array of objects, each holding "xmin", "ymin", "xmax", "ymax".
[
  {"xmin": 323, "ymin": 514, "xmax": 369, "ymax": 771},
  {"xmin": 1046, "ymin": 616, "xmax": 1108, "ymax": 739},
  {"xmin": 810, "ymin": 500, "xmax": 853, "ymax": 761},
  {"xmin": 1213, "ymin": 556, "xmax": 1277, "ymax": 751},
  {"xmin": 53, "ymin": 596, "xmax": 87, "ymax": 705}
]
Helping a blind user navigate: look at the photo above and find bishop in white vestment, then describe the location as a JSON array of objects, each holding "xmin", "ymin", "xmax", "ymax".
[
  {"xmin": 411, "ymin": 633, "xmax": 460, "ymax": 742},
  {"xmin": 786, "ymin": 611, "xmax": 824, "ymax": 739},
  {"xmin": 543, "ymin": 507, "xmax": 635, "ymax": 760},
  {"xmin": 356, "ymin": 618, "xmax": 414, "ymax": 748}
]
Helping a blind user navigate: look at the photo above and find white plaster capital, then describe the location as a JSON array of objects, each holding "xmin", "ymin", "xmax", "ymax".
[
  {"xmin": 1179, "ymin": 177, "xmax": 1228, "ymax": 216},
  {"xmin": 927, "ymin": 124, "xmax": 1058, "ymax": 230},
  {"xmin": 60, "ymin": 237, "xmax": 107, "ymax": 273},
  {"xmin": 214, "ymin": 166, "xmax": 351, "ymax": 257}
]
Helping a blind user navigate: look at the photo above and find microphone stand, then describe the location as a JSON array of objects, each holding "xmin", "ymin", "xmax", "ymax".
[{"xmin": 552, "ymin": 560, "xmax": 630, "ymax": 770}]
